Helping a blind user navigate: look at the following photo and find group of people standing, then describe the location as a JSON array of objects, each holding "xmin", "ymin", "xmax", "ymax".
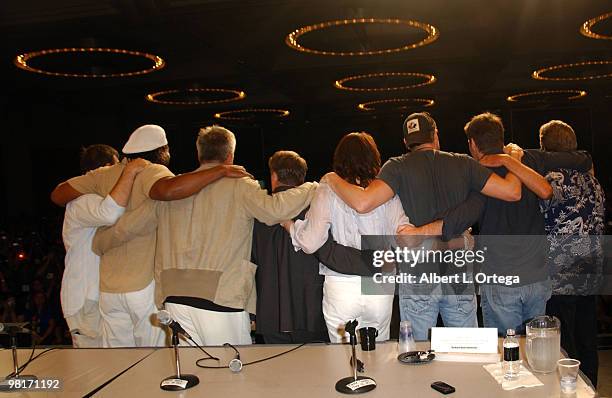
[{"xmin": 51, "ymin": 111, "xmax": 604, "ymax": 387}]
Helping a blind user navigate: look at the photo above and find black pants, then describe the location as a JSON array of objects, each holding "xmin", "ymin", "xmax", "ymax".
[
  {"xmin": 546, "ymin": 295, "xmax": 598, "ymax": 387},
  {"xmin": 260, "ymin": 331, "xmax": 329, "ymax": 344}
]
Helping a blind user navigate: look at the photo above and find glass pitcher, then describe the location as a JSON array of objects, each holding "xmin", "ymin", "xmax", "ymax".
[{"xmin": 525, "ymin": 316, "xmax": 561, "ymax": 373}]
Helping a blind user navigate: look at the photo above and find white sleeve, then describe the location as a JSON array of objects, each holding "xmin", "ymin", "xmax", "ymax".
[
  {"xmin": 290, "ymin": 183, "xmax": 332, "ymax": 254},
  {"xmin": 385, "ymin": 196, "xmax": 415, "ymax": 251},
  {"xmin": 67, "ymin": 194, "xmax": 126, "ymax": 228},
  {"xmin": 388, "ymin": 196, "xmax": 412, "ymax": 232}
]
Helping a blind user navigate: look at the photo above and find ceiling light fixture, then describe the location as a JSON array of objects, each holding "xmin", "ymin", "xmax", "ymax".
[
  {"xmin": 286, "ymin": 18, "xmax": 439, "ymax": 56},
  {"xmin": 357, "ymin": 98, "xmax": 434, "ymax": 111},
  {"xmin": 146, "ymin": 88, "xmax": 246, "ymax": 105},
  {"xmin": 335, "ymin": 72, "xmax": 436, "ymax": 91},
  {"xmin": 506, "ymin": 90, "xmax": 587, "ymax": 102},
  {"xmin": 214, "ymin": 108, "xmax": 290, "ymax": 120},
  {"xmin": 580, "ymin": 12, "xmax": 612, "ymax": 40},
  {"xmin": 14, "ymin": 47, "xmax": 165, "ymax": 78},
  {"xmin": 532, "ymin": 60, "xmax": 612, "ymax": 81}
]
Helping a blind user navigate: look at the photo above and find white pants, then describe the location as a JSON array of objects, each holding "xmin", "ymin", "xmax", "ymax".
[
  {"xmin": 99, "ymin": 280, "xmax": 166, "ymax": 347},
  {"xmin": 65, "ymin": 299, "xmax": 102, "ymax": 348},
  {"xmin": 164, "ymin": 302, "xmax": 252, "ymax": 346},
  {"xmin": 322, "ymin": 276, "xmax": 393, "ymax": 344}
]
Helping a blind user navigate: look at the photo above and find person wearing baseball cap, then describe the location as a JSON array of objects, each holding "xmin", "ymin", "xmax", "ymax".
[
  {"xmin": 402, "ymin": 112, "xmax": 438, "ymax": 149},
  {"xmin": 322, "ymin": 111, "xmax": 524, "ymax": 340},
  {"xmin": 51, "ymin": 124, "xmax": 251, "ymax": 347}
]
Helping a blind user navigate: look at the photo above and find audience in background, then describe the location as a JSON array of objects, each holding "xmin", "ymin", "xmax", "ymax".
[
  {"xmin": 0, "ymin": 219, "xmax": 70, "ymax": 346},
  {"xmin": 24, "ymin": 290, "xmax": 58, "ymax": 345}
]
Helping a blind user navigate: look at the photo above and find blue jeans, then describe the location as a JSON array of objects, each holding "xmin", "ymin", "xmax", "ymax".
[
  {"xmin": 480, "ymin": 280, "xmax": 552, "ymax": 335},
  {"xmin": 399, "ymin": 287, "xmax": 477, "ymax": 341}
]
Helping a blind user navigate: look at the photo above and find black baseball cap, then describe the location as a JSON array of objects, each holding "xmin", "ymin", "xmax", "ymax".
[{"xmin": 403, "ymin": 112, "xmax": 437, "ymax": 147}]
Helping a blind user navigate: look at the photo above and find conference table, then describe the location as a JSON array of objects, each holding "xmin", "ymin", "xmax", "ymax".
[
  {"xmin": 0, "ymin": 340, "xmax": 597, "ymax": 397},
  {"xmin": 0, "ymin": 348, "xmax": 155, "ymax": 397}
]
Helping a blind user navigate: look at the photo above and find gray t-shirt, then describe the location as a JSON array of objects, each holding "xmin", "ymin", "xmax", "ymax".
[
  {"xmin": 378, "ymin": 150, "xmax": 492, "ymax": 295},
  {"xmin": 377, "ymin": 150, "xmax": 492, "ymax": 227}
]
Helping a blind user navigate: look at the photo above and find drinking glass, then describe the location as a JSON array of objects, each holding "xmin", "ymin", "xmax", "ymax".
[{"xmin": 558, "ymin": 358, "xmax": 580, "ymax": 394}]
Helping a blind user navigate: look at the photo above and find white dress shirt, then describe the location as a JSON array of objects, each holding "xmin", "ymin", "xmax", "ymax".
[
  {"xmin": 291, "ymin": 182, "xmax": 411, "ymax": 277},
  {"xmin": 61, "ymin": 194, "xmax": 125, "ymax": 317}
]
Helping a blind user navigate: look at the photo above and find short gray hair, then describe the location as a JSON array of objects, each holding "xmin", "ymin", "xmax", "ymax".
[
  {"xmin": 196, "ymin": 125, "xmax": 236, "ymax": 163},
  {"xmin": 539, "ymin": 120, "xmax": 577, "ymax": 152}
]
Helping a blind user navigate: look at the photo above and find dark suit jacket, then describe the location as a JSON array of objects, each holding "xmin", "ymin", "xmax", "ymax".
[{"xmin": 251, "ymin": 186, "xmax": 375, "ymax": 336}]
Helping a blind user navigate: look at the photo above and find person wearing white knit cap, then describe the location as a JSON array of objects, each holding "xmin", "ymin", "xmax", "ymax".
[{"xmin": 51, "ymin": 124, "xmax": 252, "ymax": 347}]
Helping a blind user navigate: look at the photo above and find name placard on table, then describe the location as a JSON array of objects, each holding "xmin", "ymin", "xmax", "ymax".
[{"xmin": 431, "ymin": 327, "xmax": 499, "ymax": 362}]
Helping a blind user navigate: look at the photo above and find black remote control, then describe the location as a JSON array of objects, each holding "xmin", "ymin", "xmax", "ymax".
[{"xmin": 431, "ymin": 381, "xmax": 456, "ymax": 395}]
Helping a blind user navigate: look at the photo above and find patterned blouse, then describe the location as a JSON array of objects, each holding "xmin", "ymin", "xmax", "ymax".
[{"xmin": 540, "ymin": 169, "xmax": 605, "ymax": 295}]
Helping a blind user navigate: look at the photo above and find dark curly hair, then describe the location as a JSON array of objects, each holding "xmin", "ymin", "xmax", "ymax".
[
  {"xmin": 333, "ymin": 132, "xmax": 381, "ymax": 188},
  {"xmin": 124, "ymin": 145, "xmax": 170, "ymax": 166}
]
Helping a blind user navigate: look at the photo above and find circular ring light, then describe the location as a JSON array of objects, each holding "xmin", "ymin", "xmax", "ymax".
[
  {"xmin": 506, "ymin": 90, "xmax": 587, "ymax": 102},
  {"xmin": 214, "ymin": 108, "xmax": 290, "ymax": 120},
  {"xmin": 146, "ymin": 88, "xmax": 246, "ymax": 105},
  {"xmin": 335, "ymin": 72, "xmax": 436, "ymax": 92},
  {"xmin": 580, "ymin": 12, "xmax": 612, "ymax": 40},
  {"xmin": 357, "ymin": 98, "xmax": 434, "ymax": 111},
  {"xmin": 532, "ymin": 60, "xmax": 612, "ymax": 81},
  {"xmin": 286, "ymin": 18, "xmax": 439, "ymax": 56},
  {"xmin": 14, "ymin": 47, "xmax": 165, "ymax": 78}
]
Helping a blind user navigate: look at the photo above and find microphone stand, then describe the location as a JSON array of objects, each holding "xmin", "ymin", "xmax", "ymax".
[
  {"xmin": 160, "ymin": 326, "xmax": 199, "ymax": 391},
  {"xmin": 335, "ymin": 320, "xmax": 376, "ymax": 394},
  {"xmin": 0, "ymin": 324, "xmax": 37, "ymax": 392}
]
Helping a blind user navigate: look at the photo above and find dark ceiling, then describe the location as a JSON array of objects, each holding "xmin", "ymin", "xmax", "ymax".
[
  {"xmin": 0, "ymin": 0, "xmax": 611, "ymax": 219},
  {"xmin": 2, "ymin": 0, "xmax": 611, "ymax": 117}
]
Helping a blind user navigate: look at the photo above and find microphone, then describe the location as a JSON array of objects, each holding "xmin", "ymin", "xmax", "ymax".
[
  {"xmin": 335, "ymin": 319, "xmax": 377, "ymax": 394},
  {"xmin": 0, "ymin": 322, "xmax": 30, "ymax": 336},
  {"xmin": 224, "ymin": 343, "xmax": 243, "ymax": 373},
  {"xmin": 157, "ymin": 310, "xmax": 192, "ymax": 340},
  {"xmin": 157, "ymin": 310, "xmax": 199, "ymax": 391}
]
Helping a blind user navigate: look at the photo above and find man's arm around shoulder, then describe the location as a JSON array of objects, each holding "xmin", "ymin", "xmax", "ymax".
[
  {"xmin": 51, "ymin": 182, "xmax": 83, "ymax": 206},
  {"xmin": 325, "ymin": 174, "xmax": 394, "ymax": 213},
  {"xmin": 149, "ymin": 164, "xmax": 252, "ymax": 201},
  {"xmin": 242, "ymin": 179, "xmax": 318, "ymax": 226}
]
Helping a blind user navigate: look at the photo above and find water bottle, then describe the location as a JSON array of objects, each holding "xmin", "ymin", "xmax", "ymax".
[
  {"xmin": 503, "ymin": 329, "xmax": 520, "ymax": 380},
  {"xmin": 399, "ymin": 320, "xmax": 417, "ymax": 353}
]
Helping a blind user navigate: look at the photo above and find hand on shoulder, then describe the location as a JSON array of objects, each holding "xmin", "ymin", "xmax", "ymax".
[{"xmin": 125, "ymin": 158, "xmax": 150, "ymax": 174}]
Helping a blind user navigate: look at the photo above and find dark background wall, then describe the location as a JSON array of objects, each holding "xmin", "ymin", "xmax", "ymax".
[
  {"xmin": 0, "ymin": 0, "xmax": 610, "ymax": 225},
  {"xmin": 1, "ymin": 98, "xmax": 610, "ymax": 226}
]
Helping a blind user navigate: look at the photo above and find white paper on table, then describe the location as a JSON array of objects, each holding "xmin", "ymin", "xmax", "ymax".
[
  {"xmin": 431, "ymin": 327, "xmax": 498, "ymax": 354},
  {"xmin": 483, "ymin": 362, "xmax": 544, "ymax": 390}
]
